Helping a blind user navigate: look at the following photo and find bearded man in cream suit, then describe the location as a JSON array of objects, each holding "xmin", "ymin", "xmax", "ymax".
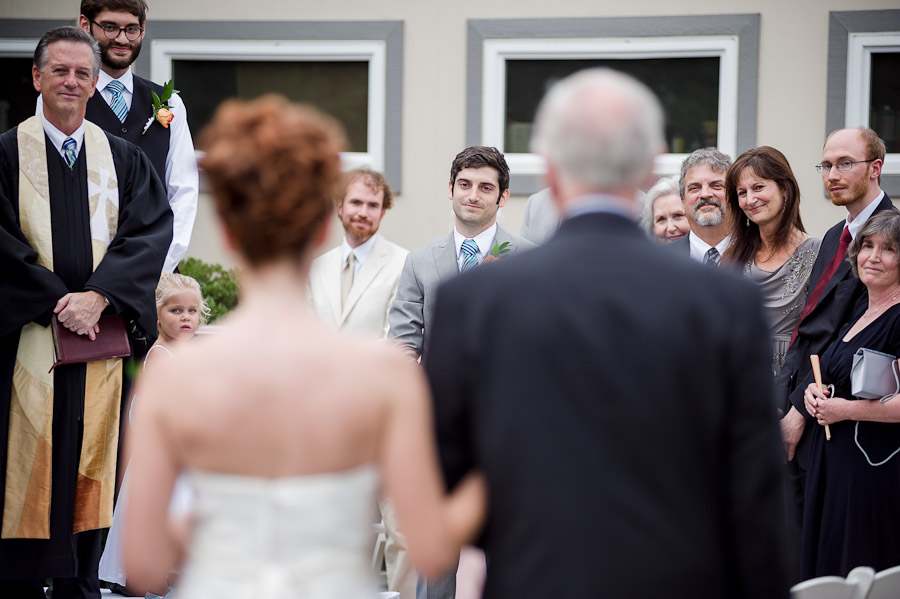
[
  {"xmin": 309, "ymin": 168, "xmax": 408, "ymax": 338},
  {"xmin": 308, "ymin": 168, "xmax": 412, "ymax": 599}
]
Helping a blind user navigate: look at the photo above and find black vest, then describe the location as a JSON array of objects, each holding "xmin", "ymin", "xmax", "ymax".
[{"xmin": 85, "ymin": 75, "xmax": 171, "ymax": 188}]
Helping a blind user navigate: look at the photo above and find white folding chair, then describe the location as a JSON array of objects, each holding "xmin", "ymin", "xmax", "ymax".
[
  {"xmin": 371, "ymin": 520, "xmax": 388, "ymax": 587},
  {"xmin": 868, "ymin": 564, "xmax": 900, "ymax": 599},
  {"xmin": 790, "ymin": 566, "xmax": 875, "ymax": 599}
]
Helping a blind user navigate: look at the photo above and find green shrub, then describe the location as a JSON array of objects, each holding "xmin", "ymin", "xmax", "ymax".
[{"xmin": 178, "ymin": 257, "xmax": 239, "ymax": 323}]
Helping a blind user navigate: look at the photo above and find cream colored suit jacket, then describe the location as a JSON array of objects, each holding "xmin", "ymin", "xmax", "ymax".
[{"xmin": 309, "ymin": 235, "xmax": 409, "ymax": 338}]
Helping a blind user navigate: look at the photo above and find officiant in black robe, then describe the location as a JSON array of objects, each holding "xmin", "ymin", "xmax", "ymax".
[{"xmin": 0, "ymin": 27, "xmax": 171, "ymax": 599}]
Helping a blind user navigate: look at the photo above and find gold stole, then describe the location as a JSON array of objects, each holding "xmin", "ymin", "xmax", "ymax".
[{"xmin": 2, "ymin": 116, "xmax": 122, "ymax": 538}]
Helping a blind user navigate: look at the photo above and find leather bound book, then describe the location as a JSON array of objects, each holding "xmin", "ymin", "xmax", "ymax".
[{"xmin": 50, "ymin": 314, "xmax": 131, "ymax": 371}]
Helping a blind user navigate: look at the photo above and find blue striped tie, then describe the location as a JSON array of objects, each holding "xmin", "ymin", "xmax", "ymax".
[
  {"xmin": 460, "ymin": 238, "xmax": 479, "ymax": 272},
  {"xmin": 106, "ymin": 79, "xmax": 128, "ymax": 122},
  {"xmin": 62, "ymin": 137, "xmax": 77, "ymax": 169}
]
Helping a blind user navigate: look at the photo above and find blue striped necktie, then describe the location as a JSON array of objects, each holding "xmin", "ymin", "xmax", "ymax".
[
  {"xmin": 62, "ymin": 137, "xmax": 77, "ymax": 169},
  {"xmin": 460, "ymin": 238, "xmax": 479, "ymax": 272},
  {"xmin": 106, "ymin": 79, "xmax": 128, "ymax": 122}
]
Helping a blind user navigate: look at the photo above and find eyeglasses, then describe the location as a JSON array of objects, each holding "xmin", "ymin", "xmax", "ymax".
[
  {"xmin": 815, "ymin": 159, "xmax": 876, "ymax": 174},
  {"xmin": 90, "ymin": 19, "xmax": 144, "ymax": 41}
]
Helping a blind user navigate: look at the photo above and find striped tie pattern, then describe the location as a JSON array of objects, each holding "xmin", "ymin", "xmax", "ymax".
[
  {"xmin": 62, "ymin": 137, "xmax": 77, "ymax": 169},
  {"xmin": 460, "ymin": 238, "xmax": 479, "ymax": 272},
  {"xmin": 106, "ymin": 79, "xmax": 128, "ymax": 122},
  {"xmin": 704, "ymin": 247, "xmax": 720, "ymax": 267}
]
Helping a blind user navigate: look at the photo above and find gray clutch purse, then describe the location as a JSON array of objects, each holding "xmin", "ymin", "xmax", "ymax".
[{"xmin": 851, "ymin": 348, "xmax": 900, "ymax": 402}]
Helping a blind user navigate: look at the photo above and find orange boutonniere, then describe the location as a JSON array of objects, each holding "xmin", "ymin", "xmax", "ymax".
[
  {"xmin": 482, "ymin": 241, "xmax": 511, "ymax": 264},
  {"xmin": 142, "ymin": 79, "xmax": 179, "ymax": 134}
]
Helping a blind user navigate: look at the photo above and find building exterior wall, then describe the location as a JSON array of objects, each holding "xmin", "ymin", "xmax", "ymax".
[{"xmin": 4, "ymin": 0, "xmax": 899, "ymax": 266}]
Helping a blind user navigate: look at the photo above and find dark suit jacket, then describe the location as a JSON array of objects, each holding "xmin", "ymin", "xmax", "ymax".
[
  {"xmin": 777, "ymin": 194, "xmax": 895, "ymax": 466},
  {"xmin": 425, "ymin": 212, "xmax": 788, "ymax": 599},
  {"xmin": 670, "ymin": 233, "xmax": 690, "ymax": 256}
]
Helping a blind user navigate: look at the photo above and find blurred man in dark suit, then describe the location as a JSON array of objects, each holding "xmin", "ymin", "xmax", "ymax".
[{"xmin": 424, "ymin": 68, "xmax": 789, "ymax": 598}]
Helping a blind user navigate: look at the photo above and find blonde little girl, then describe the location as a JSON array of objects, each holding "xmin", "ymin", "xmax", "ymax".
[{"xmin": 100, "ymin": 272, "xmax": 209, "ymax": 598}]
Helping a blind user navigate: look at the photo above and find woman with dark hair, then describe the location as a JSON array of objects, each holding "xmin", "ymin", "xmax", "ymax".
[
  {"xmin": 724, "ymin": 146, "xmax": 820, "ymax": 376},
  {"xmin": 801, "ymin": 209, "xmax": 900, "ymax": 577},
  {"xmin": 121, "ymin": 95, "xmax": 485, "ymax": 598}
]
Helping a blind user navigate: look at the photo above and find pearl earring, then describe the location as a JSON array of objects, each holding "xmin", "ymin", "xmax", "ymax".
[
  {"xmin": 746, "ymin": 217, "xmax": 750, "ymax": 227},
  {"xmin": 783, "ymin": 196, "xmax": 787, "ymax": 213}
]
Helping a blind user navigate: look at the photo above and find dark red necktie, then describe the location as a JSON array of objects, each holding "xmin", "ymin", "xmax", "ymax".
[{"xmin": 789, "ymin": 226, "xmax": 852, "ymax": 347}]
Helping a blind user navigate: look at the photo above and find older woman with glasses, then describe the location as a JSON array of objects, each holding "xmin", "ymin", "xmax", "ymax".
[{"xmin": 800, "ymin": 209, "xmax": 900, "ymax": 578}]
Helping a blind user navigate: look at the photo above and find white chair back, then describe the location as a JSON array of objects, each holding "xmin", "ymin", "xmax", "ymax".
[
  {"xmin": 869, "ymin": 564, "xmax": 900, "ymax": 599},
  {"xmin": 790, "ymin": 566, "xmax": 875, "ymax": 599}
]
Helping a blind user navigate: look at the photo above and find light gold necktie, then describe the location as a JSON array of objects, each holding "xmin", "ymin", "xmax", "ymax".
[{"xmin": 341, "ymin": 251, "xmax": 356, "ymax": 309}]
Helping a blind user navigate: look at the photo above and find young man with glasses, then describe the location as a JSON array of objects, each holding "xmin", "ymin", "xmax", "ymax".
[
  {"xmin": 777, "ymin": 127, "xmax": 893, "ymax": 576},
  {"xmin": 77, "ymin": 0, "xmax": 198, "ymax": 274}
]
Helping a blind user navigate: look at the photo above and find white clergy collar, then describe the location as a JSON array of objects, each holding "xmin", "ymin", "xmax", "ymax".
[{"xmin": 40, "ymin": 113, "xmax": 85, "ymax": 161}]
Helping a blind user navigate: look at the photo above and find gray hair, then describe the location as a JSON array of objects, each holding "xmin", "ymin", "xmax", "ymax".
[
  {"xmin": 678, "ymin": 147, "xmax": 732, "ymax": 198},
  {"xmin": 848, "ymin": 209, "xmax": 900, "ymax": 279},
  {"xmin": 641, "ymin": 175, "xmax": 681, "ymax": 235},
  {"xmin": 530, "ymin": 68, "xmax": 665, "ymax": 193},
  {"xmin": 34, "ymin": 26, "xmax": 101, "ymax": 79}
]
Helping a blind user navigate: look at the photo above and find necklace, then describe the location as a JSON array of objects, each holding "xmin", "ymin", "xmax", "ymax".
[{"xmin": 863, "ymin": 293, "xmax": 900, "ymax": 318}]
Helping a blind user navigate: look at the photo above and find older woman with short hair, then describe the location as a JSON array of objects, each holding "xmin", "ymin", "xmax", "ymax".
[
  {"xmin": 642, "ymin": 175, "xmax": 689, "ymax": 243},
  {"xmin": 801, "ymin": 209, "xmax": 900, "ymax": 578}
]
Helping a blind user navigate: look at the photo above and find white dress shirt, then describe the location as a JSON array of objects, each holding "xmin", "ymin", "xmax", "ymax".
[
  {"xmin": 341, "ymin": 233, "xmax": 379, "ymax": 279},
  {"xmin": 846, "ymin": 190, "xmax": 885, "ymax": 240},
  {"xmin": 453, "ymin": 222, "xmax": 497, "ymax": 271},
  {"xmin": 40, "ymin": 113, "xmax": 85, "ymax": 161},
  {"xmin": 37, "ymin": 69, "xmax": 199, "ymax": 272},
  {"xmin": 688, "ymin": 231, "xmax": 732, "ymax": 263}
]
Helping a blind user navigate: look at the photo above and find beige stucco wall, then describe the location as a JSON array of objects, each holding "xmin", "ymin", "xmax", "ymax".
[{"xmin": 6, "ymin": 0, "xmax": 899, "ymax": 267}]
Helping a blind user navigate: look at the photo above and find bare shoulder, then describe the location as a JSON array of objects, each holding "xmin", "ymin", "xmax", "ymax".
[
  {"xmin": 135, "ymin": 336, "xmax": 218, "ymax": 418},
  {"xmin": 342, "ymin": 334, "xmax": 427, "ymax": 406}
]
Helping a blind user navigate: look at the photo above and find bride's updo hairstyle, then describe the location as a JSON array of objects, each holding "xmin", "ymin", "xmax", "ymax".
[{"xmin": 199, "ymin": 94, "xmax": 345, "ymax": 265}]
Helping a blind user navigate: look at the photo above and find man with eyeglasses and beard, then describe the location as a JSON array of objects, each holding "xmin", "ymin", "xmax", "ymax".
[
  {"xmin": 777, "ymin": 127, "xmax": 893, "ymax": 578},
  {"xmin": 39, "ymin": 0, "xmax": 198, "ymax": 275},
  {"xmin": 670, "ymin": 147, "xmax": 734, "ymax": 265}
]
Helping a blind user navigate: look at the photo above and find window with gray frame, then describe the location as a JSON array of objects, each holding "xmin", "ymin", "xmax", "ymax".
[
  {"xmin": 467, "ymin": 15, "xmax": 760, "ymax": 194},
  {"xmin": 0, "ymin": 19, "xmax": 403, "ymax": 190},
  {"xmin": 827, "ymin": 10, "xmax": 900, "ymax": 195}
]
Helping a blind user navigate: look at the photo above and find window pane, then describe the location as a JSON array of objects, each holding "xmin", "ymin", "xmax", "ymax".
[
  {"xmin": 505, "ymin": 58, "xmax": 720, "ymax": 154},
  {"xmin": 0, "ymin": 57, "xmax": 39, "ymax": 133},
  {"xmin": 173, "ymin": 60, "xmax": 369, "ymax": 152},
  {"xmin": 870, "ymin": 51, "xmax": 900, "ymax": 153}
]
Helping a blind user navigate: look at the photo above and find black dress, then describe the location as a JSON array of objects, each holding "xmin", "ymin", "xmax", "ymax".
[{"xmin": 801, "ymin": 301, "xmax": 900, "ymax": 578}]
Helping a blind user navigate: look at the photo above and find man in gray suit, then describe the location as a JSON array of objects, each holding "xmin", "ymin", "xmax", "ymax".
[
  {"xmin": 389, "ymin": 146, "xmax": 534, "ymax": 362},
  {"xmin": 520, "ymin": 186, "xmax": 559, "ymax": 244},
  {"xmin": 388, "ymin": 146, "xmax": 533, "ymax": 599}
]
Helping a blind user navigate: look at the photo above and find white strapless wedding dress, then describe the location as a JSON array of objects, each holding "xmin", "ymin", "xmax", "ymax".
[{"xmin": 176, "ymin": 465, "xmax": 380, "ymax": 599}]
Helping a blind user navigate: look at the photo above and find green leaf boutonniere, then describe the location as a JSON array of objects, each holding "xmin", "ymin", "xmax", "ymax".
[
  {"xmin": 142, "ymin": 79, "xmax": 179, "ymax": 135},
  {"xmin": 482, "ymin": 241, "xmax": 511, "ymax": 264}
]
